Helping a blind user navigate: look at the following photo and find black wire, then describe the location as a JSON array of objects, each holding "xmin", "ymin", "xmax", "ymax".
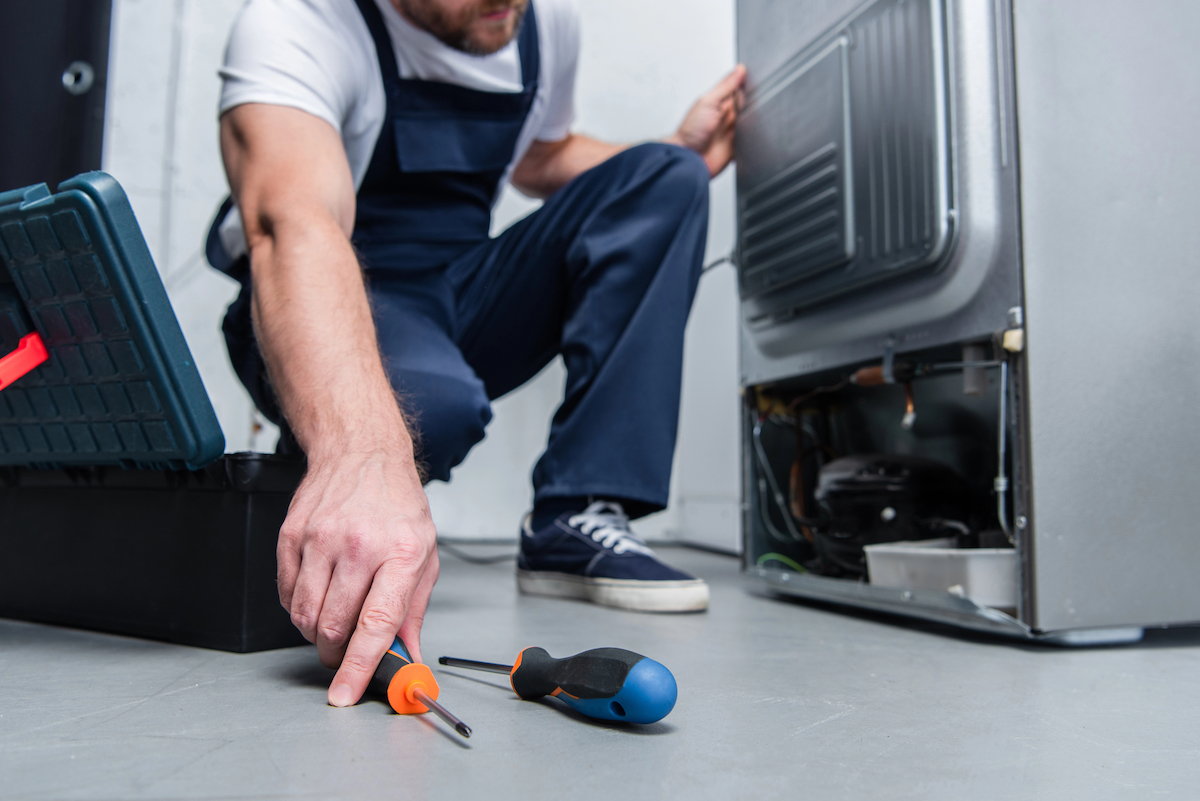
[
  {"xmin": 701, "ymin": 254, "xmax": 733, "ymax": 273},
  {"xmin": 437, "ymin": 540, "xmax": 517, "ymax": 564},
  {"xmin": 787, "ymin": 377, "xmax": 850, "ymax": 410}
]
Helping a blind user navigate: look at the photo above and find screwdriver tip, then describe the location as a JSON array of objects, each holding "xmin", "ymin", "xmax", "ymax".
[
  {"xmin": 456, "ymin": 723, "xmax": 472, "ymax": 738},
  {"xmin": 437, "ymin": 657, "xmax": 450, "ymax": 665}
]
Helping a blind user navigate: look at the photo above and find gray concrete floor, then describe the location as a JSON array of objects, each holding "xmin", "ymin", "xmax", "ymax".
[{"xmin": 3, "ymin": 546, "xmax": 1200, "ymax": 801}]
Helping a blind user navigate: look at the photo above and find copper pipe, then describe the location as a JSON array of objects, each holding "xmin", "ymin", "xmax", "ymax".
[{"xmin": 901, "ymin": 382, "xmax": 916, "ymax": 430}]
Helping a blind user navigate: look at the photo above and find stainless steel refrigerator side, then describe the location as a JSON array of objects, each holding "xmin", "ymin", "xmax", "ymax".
[
  {"xmin": 738, "ymin": 0, "xmax": 1022, "ymax": 387},
  {"xmin": 1013, "ymin": 0, "xmax": 1200, "ymax": 631}
]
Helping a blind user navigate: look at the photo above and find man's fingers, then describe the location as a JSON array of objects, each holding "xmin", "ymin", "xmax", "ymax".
[
  {"xmin": 288, "ymin": 550, "xmax": 334, "ymax": 643},
  {"xmin": 707, "ymin": 64, "xmax": 747, "ymax": 103},
  {"xmin": 715, "ymin": 86, "xmax": 744, "ymax": 122},
  {"xmin": 315, "ymin": 560, "xmax": 374, "ymax": 669},
  {"xmin": 276, "ymin": 531, "xmax": 302, "ymax": 610},
  {"xmin": 327, "ymin": 559, "xmax": 419, "ymax": 707},
  {"xmin": 708, "ymin": 65, "xmax": 746, "ymax": 101},
  {"xmin": 397, "ymin": 551, "xmax": 439, "ymax": 665},
  {"xmin": 720, "ymin": 101, "xmax": 738, "ymax": 132}
]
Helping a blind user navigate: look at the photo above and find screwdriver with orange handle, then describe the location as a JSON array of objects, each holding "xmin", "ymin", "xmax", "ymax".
[
  {"xmin": 370, "ymin": 636, "xmax": 472, "ymax": 738},
  {"xmin": 439, "ymin": 646, "xmax": 677, "ymax": 725}
]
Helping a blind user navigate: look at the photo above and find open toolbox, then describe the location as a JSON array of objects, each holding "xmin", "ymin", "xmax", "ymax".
[
  {"xmin": 0, "ymin": 172, "xmax": 223, "ymax": 468},
  {"xmin": 0, "ymin": 173, "xmax": 305, "ymax": 652}
]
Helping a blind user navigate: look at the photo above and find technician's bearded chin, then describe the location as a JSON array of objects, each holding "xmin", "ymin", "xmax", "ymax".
[{"xmin": 392, "ymin": 0, "xmax": 530, "ymax": 56}]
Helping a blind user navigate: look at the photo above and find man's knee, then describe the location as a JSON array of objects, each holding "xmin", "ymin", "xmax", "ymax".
[
  {"xmin": 656, "ymin": 143, "xmax": 712, "ymax": 202},
  {"xmin": 624, "ymin": 142, "xmax": 711, "ymax": 209},
  {"xmin": 402, "ymin": 373, "xmax": 492, "ymax": 482}
]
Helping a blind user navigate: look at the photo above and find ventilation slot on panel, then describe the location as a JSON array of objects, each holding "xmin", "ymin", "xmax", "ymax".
[
  {"xmin": 740, "ymin": 145, "xmax": 848, "ymax": 296},
  {"xmin": 735, "ymin": 36, "xmax": 855, "ymax": 300},
  {"xmin": 851, "ymin": 0, "xmax": 941, "ymax": 267}
]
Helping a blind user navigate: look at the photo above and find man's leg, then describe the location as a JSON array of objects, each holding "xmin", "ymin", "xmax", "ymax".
[
  {"xmin": 367, "ymin": 270, "xmax": 493, "ymax": 482},
  {"xmin": 446, "ymin": 143, "xmax": 712, "ymax": 612},
  {"xmin": 223, "ymin": 264, "xmax": 493, "ymax": 479},
  {"xmin": 451, "ymin": 142, "xmax": 711, "ymax": 513}
]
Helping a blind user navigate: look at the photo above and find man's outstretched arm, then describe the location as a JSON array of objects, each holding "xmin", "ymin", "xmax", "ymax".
[
  {"xmin": 511, "ymin": 65, "xmax": 747, "ymax": 198},
  {"xmin": 221, "ymin": 103, "xmax": 439, "ymax": 707}
]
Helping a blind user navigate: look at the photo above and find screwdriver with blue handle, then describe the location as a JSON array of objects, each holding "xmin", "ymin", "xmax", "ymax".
[
  {"xmin": 370, "ymin": 636, "xmax": 472, "ymax": 738},
  {"xmin": 439, "ymin": 647, "xmax": 678, "ymax": 724}
]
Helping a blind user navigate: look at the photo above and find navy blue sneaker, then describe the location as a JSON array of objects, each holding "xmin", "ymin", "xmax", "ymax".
[{"xmin": 517, "ymin": 501, "xmax": 709, "ymax": 612}]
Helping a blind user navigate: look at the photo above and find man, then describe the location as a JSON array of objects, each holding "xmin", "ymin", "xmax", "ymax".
[{"xmin": 206, "ymin": 0, "xmax": 745, "ymax": 708}]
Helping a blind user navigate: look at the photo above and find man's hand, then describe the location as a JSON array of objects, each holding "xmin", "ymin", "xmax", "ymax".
[
  {"xmin": 279, "ymin": 448, "xmax": 439, "ymax": 706},
  {"xmin": 512, "ymin": 64, "xmax": 747, "ymax": 197},
  {"xmin": 221, "ymin": 103, "xmax": 438, "ymax": 707},
  {"xmin": 666, "ymin": 64, "xmax": 747, "ymax": 177}
]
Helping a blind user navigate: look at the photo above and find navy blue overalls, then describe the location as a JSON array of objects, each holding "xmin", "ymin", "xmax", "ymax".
[{"xmin": 207, "ymin": 0, "xmax": 711, "ymax": 516}]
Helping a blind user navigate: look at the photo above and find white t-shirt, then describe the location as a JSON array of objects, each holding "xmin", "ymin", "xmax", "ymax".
[{"xmin": 215, "ymin": 0, "xmax": 579, "ymax": 258}]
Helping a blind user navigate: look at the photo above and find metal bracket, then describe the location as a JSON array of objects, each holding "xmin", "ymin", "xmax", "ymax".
[{"xmin": 882, "ymin": 336, "xmax": 897, "ymax": 383}]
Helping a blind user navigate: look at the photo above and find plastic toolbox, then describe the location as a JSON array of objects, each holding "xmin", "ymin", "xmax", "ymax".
[
  {"xmin": 0, "ymin": 173, "xmax": 303, "ymax": 652},
  {"xmin": 0, "ymin": 454, "xmax": 307, "ymax": 652},
  {"xmin": 0, "ymin": 172, "xmax": 223, "ymax": 469}
]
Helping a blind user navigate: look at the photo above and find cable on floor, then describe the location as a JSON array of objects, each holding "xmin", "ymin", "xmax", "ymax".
[
  {"xmin": 651, "ymin": 539, "xmax": 741, "ymax": 558},
  {"xmin": 438, "ymin": 538, "xmax": 739, "ymax": 562},
  {"xmin": 437, "ymin": 540, "xmax": 517, "ymax": 564}
]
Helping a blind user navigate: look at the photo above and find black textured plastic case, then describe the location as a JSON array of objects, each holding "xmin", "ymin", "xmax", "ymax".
[
  {"xmin": 0, "ymin": 454, "xmax": 307, "ymax": 653},
  {"xmin": 0, "ymin": 172, "xmax": 224, "ymax": 470}
]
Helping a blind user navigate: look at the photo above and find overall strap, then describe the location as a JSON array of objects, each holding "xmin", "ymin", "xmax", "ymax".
[
  {"xmin": 518, "ymin": 2, "xmax": 539, "ymax": 90},
  {"xmin": 352, "ymin": 0, "xmax": 402, "ymax": 85}
]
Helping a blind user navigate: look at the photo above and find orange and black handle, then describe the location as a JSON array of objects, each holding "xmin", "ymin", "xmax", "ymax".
[
  {"xmin": 440, "ymin": 646, "xmax": 677, "ymax": 725},
  {"xmin": 370, "ymin": 636, "xmax": 471, "ymax": 737},
  {"xmin": 368, "ymin": 636, "xmax": 439, "ymax": 714}
]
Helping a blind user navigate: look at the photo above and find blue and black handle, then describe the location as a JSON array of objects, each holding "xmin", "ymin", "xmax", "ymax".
[{"xmin": 439, "ymin": 646, "xmax": 677, "ymax": 724}]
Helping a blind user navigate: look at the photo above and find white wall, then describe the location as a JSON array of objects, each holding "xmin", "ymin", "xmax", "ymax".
[
  {"xmin": 103, "ymin": 0, "xmax": 276, "ymax": 453},
  {"xmin": 102, "ymin": 0, "xmax": 741, "ymax": 550}
]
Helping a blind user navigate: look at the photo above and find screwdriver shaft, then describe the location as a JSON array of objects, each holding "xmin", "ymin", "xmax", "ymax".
[
  {"xmin": 412, "ymin": 687, "xmax": 472, "ymax": 739},
  {"xmin": 439, "ymin": 656, "xmax": 513, "ymax": 674}
]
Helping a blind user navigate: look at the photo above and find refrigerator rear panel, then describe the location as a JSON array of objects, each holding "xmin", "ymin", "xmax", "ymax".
[
  {"xmin": 738, "ymin": 0, "xmax": 1021, "ymax": 386},
  {"xmin": 737, "ymin": 0, "xmax": 1200, "ymax": 637},
  {"xmin": 737, "ymin": 0, "xmax": 953, "ymax": 319}
]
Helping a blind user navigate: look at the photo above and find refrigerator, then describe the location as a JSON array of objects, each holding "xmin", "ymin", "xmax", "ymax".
[{"xmin": 735, "ymin": 0, "xmax": 1200, "ymax": 642}]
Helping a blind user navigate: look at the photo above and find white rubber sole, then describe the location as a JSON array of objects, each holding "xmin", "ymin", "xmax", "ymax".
[{"xmin": 517, "ymin": 570, "xmax": 710, "ymax": 613}]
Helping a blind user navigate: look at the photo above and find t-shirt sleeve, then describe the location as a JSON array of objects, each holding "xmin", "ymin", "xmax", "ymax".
[
  {"xmin": 534, "ymin": 0, "xmax": 579, "ymax": 142},
  {"xmin": 218, "ymin": 0, "xmax": 366, "ymax": 134}
]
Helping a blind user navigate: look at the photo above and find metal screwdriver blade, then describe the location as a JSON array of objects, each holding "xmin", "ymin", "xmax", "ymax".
[
  {"xmin": 438, "ymin": 656, "xmax": 513, "ymax": 674},
  {"xmin": 413, "ymin": 687, "xmax": 472, "ymax": 738}
]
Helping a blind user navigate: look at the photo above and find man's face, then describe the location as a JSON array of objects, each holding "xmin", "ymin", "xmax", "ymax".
[{"xmin": 392, "ymin": 0, "xmax": 530, "ymax": 56}]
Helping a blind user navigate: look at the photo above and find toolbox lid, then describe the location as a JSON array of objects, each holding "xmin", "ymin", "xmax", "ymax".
[{"xmin": 0, "ymin": 172, "xmax": 224, "ymax": 470}]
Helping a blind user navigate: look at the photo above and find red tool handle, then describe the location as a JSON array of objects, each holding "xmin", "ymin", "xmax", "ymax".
[{"xmin": 0, "ymin": 333, "xmax": 49, "ymax": 391}]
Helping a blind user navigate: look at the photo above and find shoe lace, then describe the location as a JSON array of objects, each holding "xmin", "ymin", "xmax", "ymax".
[{"xmin": 568, "ymin": 501, "xmax": 655, "ymax": 556}]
